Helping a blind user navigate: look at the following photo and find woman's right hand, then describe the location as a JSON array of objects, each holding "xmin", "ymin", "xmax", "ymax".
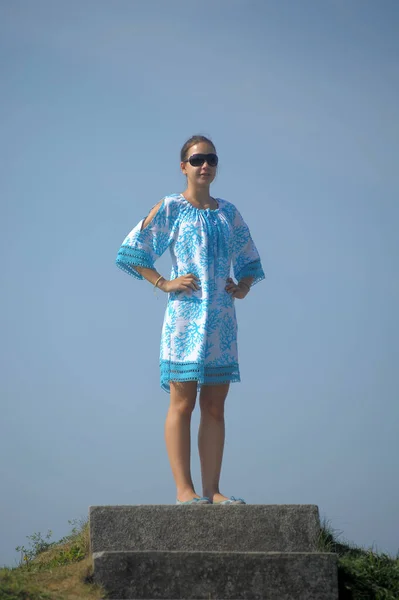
[{"xmin": 160, "ymin": 274, "xmax": 200, "ymax": 293}]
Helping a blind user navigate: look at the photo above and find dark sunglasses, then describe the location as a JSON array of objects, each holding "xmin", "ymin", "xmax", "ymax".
[{"xmin": 184, "ymin": 153, "xmax": 219, "ymax": 167}]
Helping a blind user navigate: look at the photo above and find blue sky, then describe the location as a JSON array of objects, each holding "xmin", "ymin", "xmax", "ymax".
[{"xmin": 1, "ymin": 0, "xmax": 398, "ymax": 567}]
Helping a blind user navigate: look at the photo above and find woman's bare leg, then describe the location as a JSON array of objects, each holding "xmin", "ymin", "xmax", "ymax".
[
  {"xmin": 165, "ymin": 381, "xmax": 199, "ymax": 502},
  {"xmin": 198, "ymin": 383, "xmax": 231, "ymax": 503}
]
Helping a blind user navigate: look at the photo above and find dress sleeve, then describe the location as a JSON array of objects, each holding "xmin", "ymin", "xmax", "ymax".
[
  {"xmin": 115, "ymin": 197, "xmax": 178, "ymax": 280},
  {"xmin": 232, "ymin": 207, "xmax": 265, "ymax": 287}
]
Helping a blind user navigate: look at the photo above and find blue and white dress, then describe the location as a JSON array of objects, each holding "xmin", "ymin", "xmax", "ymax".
[{"xmin": 116, "ymin": 193, "xmax": 265, "ymax": 393}]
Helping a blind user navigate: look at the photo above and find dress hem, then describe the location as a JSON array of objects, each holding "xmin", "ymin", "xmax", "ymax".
[{"xmin": 160, "ymin": 359, "xmax": 241, "ymax": 394}]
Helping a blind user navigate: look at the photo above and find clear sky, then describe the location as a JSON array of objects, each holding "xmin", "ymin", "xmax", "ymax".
[{"xmin": 1, "ymin": 0, "xmax": 398, "ymax": 567}]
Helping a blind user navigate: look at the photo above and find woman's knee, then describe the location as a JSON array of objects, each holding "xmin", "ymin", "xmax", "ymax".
[
  {"xmin": 199, "ymin": 385, "xmax": 229, "ymax": 420},
  {"xmin": 170, "ymin": 381, "xmax": 197, "ymax": 416}
]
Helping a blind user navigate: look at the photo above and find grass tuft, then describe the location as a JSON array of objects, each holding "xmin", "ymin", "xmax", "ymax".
[
  {"xmin": 319, "ymin": 517, "xmax": 399, "ymax": 599},
  {"xmin": 1, "ymin": 518, "xmax": 104, "ymax": 600}
]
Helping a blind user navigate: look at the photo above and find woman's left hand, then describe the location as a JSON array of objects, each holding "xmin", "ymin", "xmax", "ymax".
[{"xmin": 225, "ymin": 277, "xmax": 249, "ymax": 299}]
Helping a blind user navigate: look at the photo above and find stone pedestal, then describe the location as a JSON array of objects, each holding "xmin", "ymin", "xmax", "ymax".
[{"xmin": 90, "ymin": 504, "xmax": 338, "ymax": 599}]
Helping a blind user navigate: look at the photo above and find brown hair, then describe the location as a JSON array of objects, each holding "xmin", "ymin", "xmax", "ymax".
[{"xmin": 180, "ymin": 135, "xmax": 216, "ymax": 162}]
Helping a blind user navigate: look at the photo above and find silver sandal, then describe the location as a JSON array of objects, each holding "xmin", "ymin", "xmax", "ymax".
[{"xmin": 176, "ymin": 496, "xmax": 212, "ymax": 505}]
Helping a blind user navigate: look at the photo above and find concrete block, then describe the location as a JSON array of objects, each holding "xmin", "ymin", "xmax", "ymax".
[
  {"xmin": 90, "ymin": 505, "xmax": 320, "ymax": 554},
  {"xmin": 93, "ymin": 550, "xmax": 338, "ymax": 600}
]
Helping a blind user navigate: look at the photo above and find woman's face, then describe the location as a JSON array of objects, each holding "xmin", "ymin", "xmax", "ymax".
[{"xmin": 180, "ymin": 142, "xmax": 218, "ymax": 187}]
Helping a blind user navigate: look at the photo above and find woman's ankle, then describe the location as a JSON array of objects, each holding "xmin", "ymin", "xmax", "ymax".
[
  {"xmin": 176, "ymin": 487, "xmax": 199, "ymax": 502},
  {"xmin": 202, "ymin": 487, "xmax": 219, "ymax": 500}
]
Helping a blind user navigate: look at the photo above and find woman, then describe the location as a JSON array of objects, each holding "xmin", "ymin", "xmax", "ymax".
[{"xmin": 116, "ymin": 135, "xmax": 265, "ymax": 505}]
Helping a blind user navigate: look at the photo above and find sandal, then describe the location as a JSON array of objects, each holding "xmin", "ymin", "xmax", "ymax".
[
  {"xmin": 213, "ymin": 496, "xmax": 246, "ymax": 505},
  {"xmin": 176, "ymin": 496, "xmax": 211, "ymax": 505}
]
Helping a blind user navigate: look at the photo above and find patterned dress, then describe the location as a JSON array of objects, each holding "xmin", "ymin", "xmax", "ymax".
[{"xmin": 116, "ymin": 193, "xmax": 265, "ymax": 393}]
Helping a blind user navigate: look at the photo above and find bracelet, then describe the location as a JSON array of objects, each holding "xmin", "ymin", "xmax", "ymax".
[
  {"xmin": 239, "ymin": 281, "xmax": 250, "ymax": 292},
  {"xmin": 154, "ymin": 275, "xmax": 165, "ymax": 293}
]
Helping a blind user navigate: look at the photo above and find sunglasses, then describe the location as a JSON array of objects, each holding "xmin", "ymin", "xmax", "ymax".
[{"xmin": 184, "ymin": 153, "xmax": 219, "ymax": 167}]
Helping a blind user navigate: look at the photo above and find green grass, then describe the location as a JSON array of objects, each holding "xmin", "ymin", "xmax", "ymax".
[
  {"xmin": 0, "ymin": 518, "xmax": 104, "ymax": 600},
  {"xmin": 318, "ymin": 518, "xmax": 399, "ymax": 599},
  {"xmin": 1, "ymin": 515, "xmax": 398, "ymax": 599},
  {"xmin": 0, "ymin": 568, "xmax": 53, "ymax": 600}
]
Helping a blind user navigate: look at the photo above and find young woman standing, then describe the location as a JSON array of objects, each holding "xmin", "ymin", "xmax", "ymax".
[{"xmin": 116, "ymin": 135, "xmax": 265, "ymax": 505}]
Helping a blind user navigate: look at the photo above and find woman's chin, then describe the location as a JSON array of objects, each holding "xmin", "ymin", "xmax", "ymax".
[{"xmin": 196, "ymin": 176, "xmax": 213, "ymax": 185}]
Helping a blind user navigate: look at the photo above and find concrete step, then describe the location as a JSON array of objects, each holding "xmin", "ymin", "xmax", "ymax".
[
  {"xmin": 93, "ymin": 550, "xmax": 338, "ymax": 600},
  {"xmin": 89, "ymin": 505, "xmax": 321, "ymax": 554}
]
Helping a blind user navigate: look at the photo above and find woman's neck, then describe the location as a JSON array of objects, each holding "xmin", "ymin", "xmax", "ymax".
[{"xmin": 182, "ymin": 186, "xmax": 215, "ymax": 208}]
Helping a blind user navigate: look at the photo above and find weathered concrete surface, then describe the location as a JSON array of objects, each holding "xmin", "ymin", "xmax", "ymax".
[
  {"xmin": 90, "ymin": 505, "xmax": 320, "ymax": 554},
  {"xmin": 93, "ymin": 550, "xmax": 338, "ymax": 600}
]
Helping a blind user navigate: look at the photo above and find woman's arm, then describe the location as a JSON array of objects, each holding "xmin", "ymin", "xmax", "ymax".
[
  {"xmin": 135, "ymin": 267, "xmax": 199, "ymax": 293},
  {"xmin": 225, "ymin": 275, "xmax": 254, "ymax": 299},
  {"xmin": 135, "ymin": 266, "xmax": 167, "ymax": 289}
]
